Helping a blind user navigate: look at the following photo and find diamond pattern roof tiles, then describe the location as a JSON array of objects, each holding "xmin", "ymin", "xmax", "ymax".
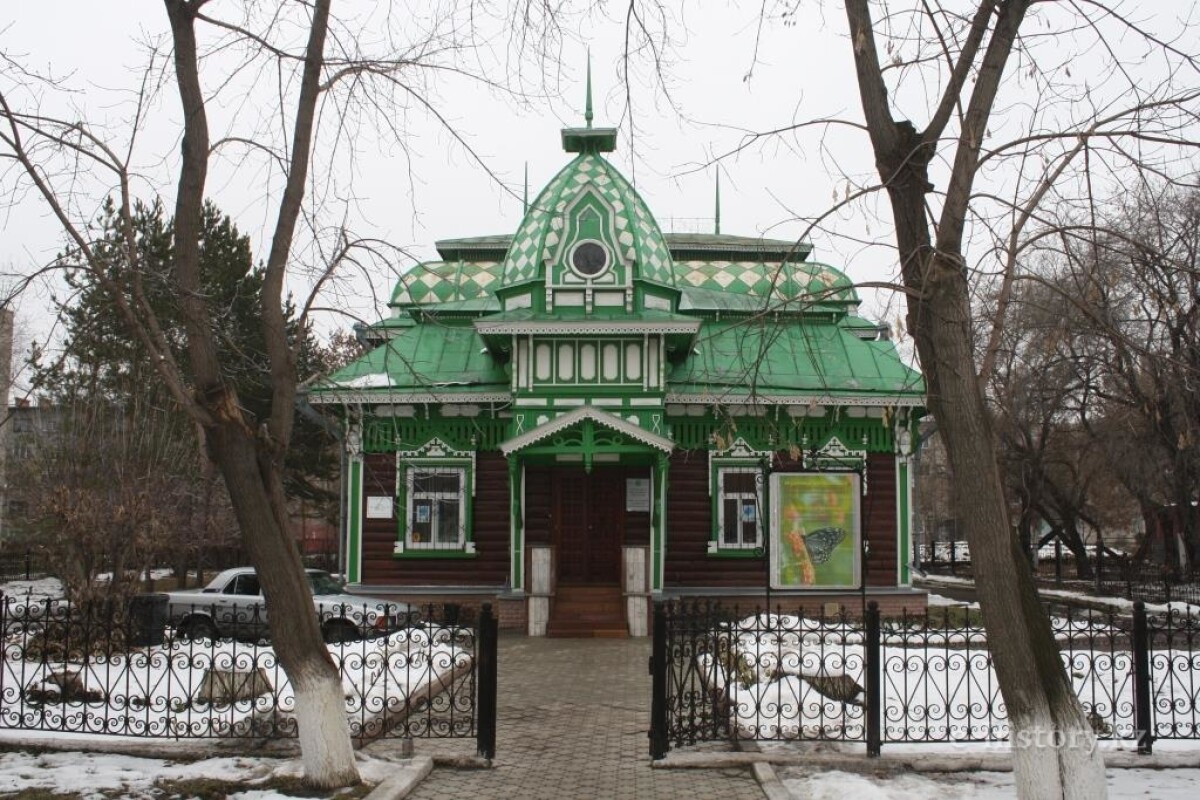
[
  {"xmin": 500, "ymin": 153, "xmax": 676, "ymax": 289},
  {"xmin": 391, "ymin": 261, "xmax": 502, "ymax": 306},
  {"xmin": 673, "ymin": 260, "xmax": 858, "ymax": 305}
]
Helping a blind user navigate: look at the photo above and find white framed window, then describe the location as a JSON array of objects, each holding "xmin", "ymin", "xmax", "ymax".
[
  {"xmin": 393, "ymin": 438, "xmax": 476, "ymax": 556},
  {"xmin": 716, "ymin": 466, "xmax": 763, "ymax": 549},
  {"xmin": 406, "ymin": 467, "xmax": 466, "ymax": 550}
]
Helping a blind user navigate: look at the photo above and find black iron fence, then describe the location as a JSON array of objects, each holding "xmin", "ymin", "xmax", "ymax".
[
  {"xmin": 0, "ymin": 594, "xmax": 498, "ymax": 757},
  {"xmin": 916, "ymin": 540, "xmax": 1200, "ymax": 607},
  {"xmin": 0, "ymin": 550, "xmax": 46, "ymax": 583},
  {"xmin": 649, "ymin": 599, "xmax": 1200, "ymax": 758},
  {"xmin": 1097, "ymin": 560, "xmax": 1200, "ymax": 608}
]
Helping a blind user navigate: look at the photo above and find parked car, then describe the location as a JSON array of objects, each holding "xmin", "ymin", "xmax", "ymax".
[{"xmin": 163, "ymin": 567, "xmax": 415, "ymax": 643}]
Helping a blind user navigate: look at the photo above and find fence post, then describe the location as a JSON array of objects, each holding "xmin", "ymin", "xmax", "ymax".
[
  {"xmin": 1132, "ymin": 600, "xmax": 1153, "ymax": 755},
  {"xmin": 649, "ymin": 600, "xmax": 669, "ymax": 760},
  {"xmin": 23, "ymin": 549, "xmax": 30, "ymax": 581},
  {"xmin": 866, "ymin": 600, "xmax": 882, "ymax": 757},
  {"xmin": 476, "ymin": 603, "xmax": 498, "ymax": 760}
]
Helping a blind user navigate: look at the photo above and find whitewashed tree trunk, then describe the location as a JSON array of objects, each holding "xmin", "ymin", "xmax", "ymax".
[
  {"xmin": 163, "ymin": 0, "xmax": 360, "ymax": 788},
  {"xmin": 293, "ymin": 670, "xmax": 359, "ymax": 787},
  {"xmin": 1011, "ymin": 705, "xmax": 1106, "ymax": 800},
  {"xmin": 843, "ymin": 2, "xmax": 1108, "ymax": 795}
]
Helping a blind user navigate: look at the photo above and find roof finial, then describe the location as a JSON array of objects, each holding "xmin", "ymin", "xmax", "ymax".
[
  {"xmin": 561, "ymin": 54, "xmax": 615, "ymax": 154},
  {"xmin": 714, "ymin": 168, "xmax": 722, "ymax": 235},
  {"xmin": 585, "ymin": 52, "xmax": 594, "ymax": 129},
  {"xmin": 523, "ymin": 162, "xmax": 529, "ymax": 214}
]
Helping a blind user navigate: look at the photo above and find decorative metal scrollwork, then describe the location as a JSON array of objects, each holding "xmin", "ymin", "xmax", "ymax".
[
  {"xmin": 0, "ymin": 595, "xmax": 481, "ymax": 742},
  {"xmin": 658, "ymin": 599, "xmax": 1198, "ymax": 751}
]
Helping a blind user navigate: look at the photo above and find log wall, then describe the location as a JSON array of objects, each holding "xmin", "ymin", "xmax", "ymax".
[
  {"xmin": 359, "ymin": 452, "xmax": 510, "ymax": 586},
  {"xmin": 663, "ymin": 450, "xmax": 900, "ymax": 588}
]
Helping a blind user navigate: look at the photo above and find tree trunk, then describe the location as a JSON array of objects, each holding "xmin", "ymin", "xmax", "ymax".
[
  {"xmin": 207, "ymin": 417, "xmax": 359, "ymax": 788},
  {"xmin": 843, "ymin": 2, "xmax": 1107, "ymax": 795},
  {"xmin": 1057, "ymin": 519, "xmax": 1095, "ymax": 581},
  {"xmin": 163, "ymin": 0, "xmax": 358, "ymax": 788},
  {"xmin": 915, "ymin": 256, "xmax": 1106, "ymax": 799}
]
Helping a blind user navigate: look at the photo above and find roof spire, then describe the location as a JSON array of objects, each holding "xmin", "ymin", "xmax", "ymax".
[
  {"xmin": 523, "ymin": 162, "xmax": 529, "ymax": 214},
  {"xmin": 561, "ymin": 52, "xmax": 615, "ymax": 154},
  {"xmin": 714, "ymin": 169, "xmax": 722, "ymax": 235},
  {"xmin": 585, "ymin": 52, "xmax": 594, "ymax": 128}
]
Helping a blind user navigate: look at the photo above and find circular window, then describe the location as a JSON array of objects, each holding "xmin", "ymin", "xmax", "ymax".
[{"xmin": 570, "ymin": 240, "xmax": 610, "ymax": 277}]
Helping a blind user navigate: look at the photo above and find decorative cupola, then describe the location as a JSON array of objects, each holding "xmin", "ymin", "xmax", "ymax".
[{"xmin": 494, "ymin": 63, "xmax": 679, "ymax": 317}]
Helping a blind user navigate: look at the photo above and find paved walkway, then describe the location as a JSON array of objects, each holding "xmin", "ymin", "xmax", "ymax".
[{"xmin": 405, "ymin": 635, "xmax": 764, "ymax": 800}]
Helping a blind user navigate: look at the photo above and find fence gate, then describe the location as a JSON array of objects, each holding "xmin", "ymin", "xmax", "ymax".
[{"xmin": 649, "ymin": 599, "xmax": 873, "ymax": 758}]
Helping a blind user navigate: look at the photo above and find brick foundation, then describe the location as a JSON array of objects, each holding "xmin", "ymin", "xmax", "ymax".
[{"xmin": 495, "ymin": 595, "xmax": 528, "ymax": 630}]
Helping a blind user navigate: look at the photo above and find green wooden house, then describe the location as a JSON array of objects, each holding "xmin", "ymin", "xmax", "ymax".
[{"xmin": 309, "ymin": 108, "xmax": 925, "ymax": 635}]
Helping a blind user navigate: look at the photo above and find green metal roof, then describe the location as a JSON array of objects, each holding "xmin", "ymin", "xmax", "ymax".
[
  {"xmin": 319, "ymin": 315, "xmax": 922, "ymax": 402},
  {"xmin": 434, "ymin": 236, "xmax": 511, "ymax": 261},
  {"xmin": 475, "ymin": 307, "xmax": 699, "ymax": 326},
  {"xmin": 428, "ymin": 232, "xmax": 816, "ymax": 261},
  {"xmin": 313, "ymin": 323, "xmax": 508, "ymax": 394},
  {"xmin": 668, "ymin": 320, "xmax": 923, "ymax": 398},
  {"xmin": 664, "ymin": 233, "xmax": 812, "ymax": 261}
]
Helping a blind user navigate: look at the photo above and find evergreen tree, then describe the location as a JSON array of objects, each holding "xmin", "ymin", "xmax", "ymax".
[{"xmin": 33, "ymin": 198, "xmax": 338, "ymax": 538}]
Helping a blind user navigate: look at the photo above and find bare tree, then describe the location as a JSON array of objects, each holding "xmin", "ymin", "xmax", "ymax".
[
  {"xmin": 0, "ymin": 1, "xmax": 360, "ymax": 782},
  {"xmin": 828, "ymin": 2, "xmax": 1200, "ymax": 795},
  {"xmin": 9, "ymin": 390, "xmax": 232, "ymax": 608},
  {"xmin": 988, "ymin": 279, "xmax": 1109, "ymax": 579},
  {"xmin": 1028, "ymin": 184, "xmax": 1200, "ymax": 573},
  {"xmin": 1, "ymin": 0, "xmax": 563, "ymax": 787}
]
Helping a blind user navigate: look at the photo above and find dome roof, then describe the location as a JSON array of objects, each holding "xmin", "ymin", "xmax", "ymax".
[{"xmin": 500, "ymin": 152, "xmax": 675, "ymax": 289}]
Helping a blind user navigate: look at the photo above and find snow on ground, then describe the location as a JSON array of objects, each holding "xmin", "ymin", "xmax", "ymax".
[
  {"xmin": 703, "ymin": 610, "xmax": 1200, "ymax": 743},
  {"xmin": 782, "ymin": 767, "xmax": 1200, "ymax": 799},
  {"xmin": 926, "ymin": 593, "xmax": 978, "ymax": 609},
  {"xmin": 95, "ymin": 569, "xmax": 175, "ymax": 584},
  {"xmin": 0, "ymin": 575, "xmax": 65, "ymax": 599},
  {"xmin": 0, "ymin": 625, "xmax": 471, "ymax": 737},
  {"xmin": 918, "ymin": 574, "xmax": 1200, "ymax": 614},
  {"xmin": 0, "ymin": 575, "xmax": 472, "ymax": 744},
  {"xmin": 4, "ymin": 741, "xmax": 1194, "ymax": 799},
  {"xmin": 0, "ymin": 749, "xmax": 394, "ymax": 799}
]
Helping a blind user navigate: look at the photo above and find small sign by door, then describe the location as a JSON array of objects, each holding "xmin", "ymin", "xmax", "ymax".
[
  {"xmin": 366, "ymin": 496, "xmax": 394, "ymax": 519},
  {"xmin": 626, "ymin": 478, "xmax": 651, "ymax": 512}
]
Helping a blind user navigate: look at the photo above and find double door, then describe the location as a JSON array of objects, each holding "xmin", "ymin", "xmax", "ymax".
[{"xmin": 544, "ymin": 466, "xmax": 625, "ymax": 585}]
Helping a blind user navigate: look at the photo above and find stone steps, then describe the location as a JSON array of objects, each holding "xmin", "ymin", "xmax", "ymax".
[{"xmin": 546, "ymin": 585, "xmax": 627, "ymax": 638}]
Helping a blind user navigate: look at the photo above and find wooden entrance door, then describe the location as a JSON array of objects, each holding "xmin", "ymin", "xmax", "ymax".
[{"xmin": 552, "ymin": 467, "xmax": 623, "ymax": 585}]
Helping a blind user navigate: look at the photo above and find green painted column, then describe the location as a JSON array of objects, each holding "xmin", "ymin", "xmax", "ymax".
[
  {"xmin": 347, "ymin": 454, "xmax": 364, "ymax": 584},
  {"xmin": 509, "ymin": 459, "xmax": 524, "ymax": 592},
  {"xmin": 653, "ymin": 453, "xmax": 669, "ymax": 592},
  {"xmin": 897, "ymin": 456, "xmax": 911, "ymax": 585}
]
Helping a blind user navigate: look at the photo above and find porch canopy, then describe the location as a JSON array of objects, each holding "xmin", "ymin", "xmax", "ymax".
[{"xmin": 500, "ymin": 405, "xmax": 674, "ymax": 470}]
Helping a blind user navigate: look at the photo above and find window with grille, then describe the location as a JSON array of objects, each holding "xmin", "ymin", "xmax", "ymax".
[
  {"xmin": 717, "ymin": 467, "xmax": 762, "ymax": 549},
  {"xmin": 406, "ymin": 467, "xmax": 467, "ymax": 550}
]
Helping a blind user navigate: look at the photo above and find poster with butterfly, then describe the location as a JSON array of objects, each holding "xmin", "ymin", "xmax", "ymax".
[{"xmin": 769, "ymin": 472, "xmax": 861, "ymax": 589}]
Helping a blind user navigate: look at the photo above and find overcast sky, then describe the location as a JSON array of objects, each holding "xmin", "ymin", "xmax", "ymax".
[
  {"xmin": 5, "ymin": 1, "xmax": 1187, "ymax": 386},
  {"xmin": 2, "ymin": 2, "xmax": 905, "ymax": 366}
]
